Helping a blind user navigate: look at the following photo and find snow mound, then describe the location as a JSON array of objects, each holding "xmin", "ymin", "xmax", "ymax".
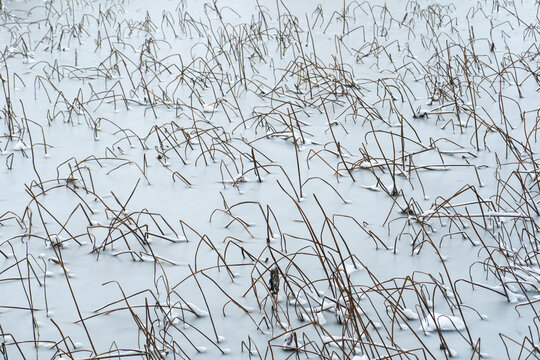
[{"xmin": 420, "ymin": 313, "xmax": 465, "ymax": 332}]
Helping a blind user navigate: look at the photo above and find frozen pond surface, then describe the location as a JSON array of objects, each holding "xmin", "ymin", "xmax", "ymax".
[{"xmin": 0, "ymin": 0, "xmax": 539, "ymax": 359}]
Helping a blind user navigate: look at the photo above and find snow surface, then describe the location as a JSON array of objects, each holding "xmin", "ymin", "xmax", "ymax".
[{"xmin": 0, "ymin": 0, "xmax": 539, "ymax": 359}]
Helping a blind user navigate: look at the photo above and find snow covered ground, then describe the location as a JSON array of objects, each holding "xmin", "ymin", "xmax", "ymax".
[{"xmin": 0, "ymin": 0, "xmax": 539, "ymax": 359}]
